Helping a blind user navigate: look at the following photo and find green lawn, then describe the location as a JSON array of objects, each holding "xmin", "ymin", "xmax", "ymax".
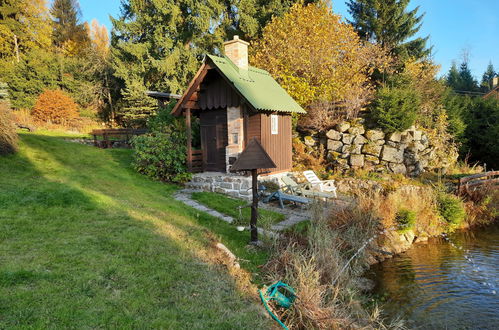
[
  {"xmin": 0, "ymin": 132, "xmax": 271, "ymax": 329},
  {"xmin": 191, "ymin": 192, "xmax": 285, "ymax": 227}
]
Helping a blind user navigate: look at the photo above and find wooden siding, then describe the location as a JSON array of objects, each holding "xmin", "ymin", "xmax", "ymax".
[
  {"xmin": 260, "ymin": 113, "xmax": 292, "ymax": 173},
  {"xmin": 198, "ymin": 70, "xmax": 240, "ymax": 110}
]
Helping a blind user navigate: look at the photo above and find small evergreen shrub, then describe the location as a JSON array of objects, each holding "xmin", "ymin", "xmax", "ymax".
[
  {"xmin": 0, "ymin": 102, "xmax": 18, "ymax": 155},
  {"xmin": 437, "ymin": 193, "xmax": 466, "ymax": 226},
  {"xmin": 370, "ymin": 87, "xmax": 420, "ymax": 133},
  {"xmin": 395, "ymin": 208, "xmax": 416, "ymax": 232},
  {"xmin": 32, "ymin": 89, "xmax": 79, "ymax": 124},
  {"xmin": 132, "ymin": 111, "xmax": 191, "ymax": 183}
]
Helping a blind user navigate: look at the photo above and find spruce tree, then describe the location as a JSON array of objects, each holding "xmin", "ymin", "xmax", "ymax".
[
  {"xmin": 446, "ymin": 62, "xmax": 461, "ymax": 91},
  {"xmin": 111, "ymin": 0, "xmax": 312, "ymax": 126},
  {"xmin": 458, "ymin": 61, "xmax": 478, "ymax": 93},
  {"xmin": 51, "ymin": 0, "xmax": 89, "ymax": 53},
  {"xmin": 346, "ymin": 0, "xmax": 430, "ymax": 60},
  {"xmin": 480, "ymin": 62, "xmax": 496, "ymax": 92}
]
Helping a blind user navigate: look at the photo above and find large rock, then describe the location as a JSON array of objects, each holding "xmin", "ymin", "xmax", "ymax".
[
  {"xmin": 348, "ymin": 125, "xmax": 365, "ymax": 135},
  {"xmin": 342, "ymin": 133, "xmax": 354, "ymax": 144},
  {"xmin": 327, "ymin": 140, "xmax": 343, "ymax": 152},
  {"xmin": 326, "ymin": 129, "xmax": 342, "ymax": 140},
  {"xmin": 381, "ymin": 145, "xmax": 404, "ymax": 163},
  {"xmin": 365, "ymin": 129, "xmax": 385, "ymax": 141},
  {"xmin": 349, "ymin": 154, "xmax": 365, "ymax": 167},
  {"xmin": 411, "ymin": 130, "xmax": 422, "ymax": 141},
  {"xmin": 400, "ymin": 132, "xmax": 413, "ymax": 144},
  {"xmin": 304, "ymin": 136, "xmax": 316, "ymax": 146},
  {"xmin": 389, "ymin": 162, "xmax": 407, "ymax": 174},
  {"xmin": 388, "ymin": 132, "xmax": 402, "ymax": 142},
  {"xmin": 362, "ymin": 144, "xmax": 382, "ymax": 157},
  {"xmin": 346, "ymin": 144, "xmax": 362, "ymax": 154},
  {"xmin": 336, "ymin": 121, "xmax": 351, "ymax": 133},
  {"xmin": 353, "ymin": 134, "xmax": 367, "ymax": 145}
]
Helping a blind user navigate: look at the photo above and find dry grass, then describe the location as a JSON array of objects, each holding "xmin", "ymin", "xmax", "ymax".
[
  {"xmin": 12, "ymin": 108, "xmax": 102, "ymax": 133},
  {"xmin": 0, "ymin": 102, "xmax": 18, "ymax": 155},
  {"xmin": 262, "ymin": 203, "xmax": 403, "ymax": 329},
  {"xmin": 462, "ymin": 184, "xmax": 499, "ymax": 227}
]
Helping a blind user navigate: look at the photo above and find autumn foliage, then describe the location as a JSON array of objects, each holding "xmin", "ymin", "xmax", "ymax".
[
  {"xmin": 251, "ymin": 2, "xmax": 391, "ymax": 130},
  {"xmin": 32, "ymin": 89, "xmax": 79, "ymax": 124}
]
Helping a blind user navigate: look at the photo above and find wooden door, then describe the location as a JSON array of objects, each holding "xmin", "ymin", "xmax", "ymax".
[{"xmin": 200, "ymin": 109, "xmax": 227, "ymax": 172}]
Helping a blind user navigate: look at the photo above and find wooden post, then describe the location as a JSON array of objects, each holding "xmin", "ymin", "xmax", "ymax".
[
  {"xmin": 186, "ymin": 108, "xmax": 192, "ymax": 172},
  {"xmin": 250, "ymin": 169, "xmax": 259, "ymax": 243}
]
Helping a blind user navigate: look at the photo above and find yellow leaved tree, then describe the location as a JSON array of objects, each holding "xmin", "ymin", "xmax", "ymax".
[{"xmin": 251, "ymin": 2, "xmax": 391, "ymax": 130}]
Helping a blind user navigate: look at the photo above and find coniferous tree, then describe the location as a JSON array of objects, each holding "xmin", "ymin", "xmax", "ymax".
[
  {"xmin": 346, "ymin": 0, "xmax": 430, "ymax": 60},
  {"xmin": 458, "ymin": 61, "xmax": 478, "ymax": 93},
  {"xmin": 480, "ymin": 62, "xmax": 496, "ymax": 92},
  {"xmin": 446, "ymin": 62, "xmax": 461, "ymax": 91},
  {"xmin": 51, "ymin": 0, "xmax": 89, "ymax": 54},
  {"xmin": 111, "ymin": 0, "xmax": 313, "ymax": 126},
  {"xmin": 0, "ymin": 0, "xmax": 51, "ymax": 61}
]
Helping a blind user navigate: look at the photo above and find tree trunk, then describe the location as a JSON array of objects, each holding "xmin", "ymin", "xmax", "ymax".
[{"xmin": 13, "ymin": 34, "xmax": 19, "ymax": 63}]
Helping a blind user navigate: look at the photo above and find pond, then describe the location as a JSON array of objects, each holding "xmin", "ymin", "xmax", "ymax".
[{"xmin": 369, "ymin": 224, "xmax": 499, "ymax": 329}]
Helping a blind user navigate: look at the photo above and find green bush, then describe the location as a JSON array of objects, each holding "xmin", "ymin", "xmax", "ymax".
[
  {"xmin": 395, "ymin": 208, "xmax": 416, "ymax": 232},
  {"xmin": 437, "ymin": 193, "xmax": 466, "ymax": 226},
  {"xmin": 0, "ymin": 102, "xmax": 18, "ymax": 156},
  {"xmin": 370, "ymin": 87, "xmax": 420, "ymax": 133},
  {"xmin": 131, "ymin": 119, "xmax": 191, "ymax": 183}
]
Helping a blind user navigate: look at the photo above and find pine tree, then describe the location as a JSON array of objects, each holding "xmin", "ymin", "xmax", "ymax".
[
  {"xmin": 480, "ymin": 62, "xmax": 496, "ymax": 92},
  {"xmin": 51, "ymin": 0, "xmax": 89, "ymax": 54},
  {"xmin": 346, "ymin": 0, "xmax": 430, "ymax": 60}
]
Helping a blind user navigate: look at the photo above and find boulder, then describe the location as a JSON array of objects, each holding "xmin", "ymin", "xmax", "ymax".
[
  {"xmin": 342, "ymin": 133, "xmax": 354, "ymax": 144},
  {"xmin": 381, "ymin": 145, "xmax": 404, "ymax": 163},
  {"xmin": 348, "ymin": 125, "xmax": 365, "ymax": 135},
  {"xmin": 327, "ymin": 140, "xmax": 343, "ymax": 152},
  {"xmin": 326, "ymin": 129, "xmax": 342, "ymax": 140},
  {"xmin": 365, "ymin": 129, "xmax": 385, "ymax": 141},
  {"xmin": 349, "ymin": 154, "xmax": 365, "ymax": 167},
  {"xmin": 411, "ymin": 130, "xmax": 422, "ymax": 141},
  {"xmin": 389, "ymin": 162, "xmax": 407, "ymax": 174},
  {"xmin": 388, "ymin": 132, "xmax": 402, "ymax": 142},
  {"xmin": 304, "ymin": 136, "xmax": 316, "ymax": 146},
  {"xmin": 400, "ymin": 132, "xmax": 413, "ymax": 144},
  {"xmin": 335, "ymin": 121, "xmax": 351, "ymax": 132},
  {"xmin": 353, "ymin": 134, "xmax": 367, "ymax": 145},
  {"xmin": 362, "ymin": 144, "xmax": 382, "ymax": 156}
]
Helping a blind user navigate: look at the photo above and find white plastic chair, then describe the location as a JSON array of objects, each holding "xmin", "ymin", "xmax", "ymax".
[{"xmin": 302, "ymin": 170, "xmax": 337, "ymax": 197}]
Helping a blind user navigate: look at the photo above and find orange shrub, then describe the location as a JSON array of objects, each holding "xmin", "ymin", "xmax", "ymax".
[{"xmin": 32, "ymin": 89, "xmax": 79, "ymax": 124}]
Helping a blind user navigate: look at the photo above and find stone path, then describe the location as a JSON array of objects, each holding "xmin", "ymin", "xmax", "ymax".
[{"xmin": 173, "ymin": 188, "xmax": 310, "ymax": 234}]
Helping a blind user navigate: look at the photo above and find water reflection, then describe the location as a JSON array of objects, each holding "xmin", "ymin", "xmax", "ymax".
[{"xmin": 369, "ymin": 224, "xmax": 499, "ymax": 329}]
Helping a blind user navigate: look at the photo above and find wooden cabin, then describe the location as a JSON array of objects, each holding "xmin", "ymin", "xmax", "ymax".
[{"xmin": 172, "ymin": 36, "xmax": 305, "ymax": 175}]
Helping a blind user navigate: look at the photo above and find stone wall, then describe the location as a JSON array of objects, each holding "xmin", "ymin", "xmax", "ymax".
[
  {"xmin": 186, "ymin": 172, "xmax": 288, "ymax": 200},
  {"xmin": 304, "ymin": 121, "xmax": 456, "ymax": 177}
]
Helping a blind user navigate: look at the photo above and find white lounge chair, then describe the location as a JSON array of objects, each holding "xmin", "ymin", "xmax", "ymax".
[{"xmin": 302, "ymin": 170, "xmax": 338, "ymax": 197}]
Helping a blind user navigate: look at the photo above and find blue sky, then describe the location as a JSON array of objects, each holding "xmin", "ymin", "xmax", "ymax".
[{"xmin": 79, "ymin": 0, "xmax": 499, "ymax": 79}]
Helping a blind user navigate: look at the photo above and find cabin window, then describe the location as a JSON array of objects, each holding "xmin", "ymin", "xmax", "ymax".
[
  {"xmin": 232, "ymin": 133, "xmax": 239, "ymax": 144},
  {"xmin": 271, "ymin": 114, "xmax": 278, "ymax": 135}
]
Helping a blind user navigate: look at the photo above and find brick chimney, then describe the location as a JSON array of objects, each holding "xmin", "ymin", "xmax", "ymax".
[{"xmin": 223, "ymin": 35, "xmax": 249, "ymax": 70}]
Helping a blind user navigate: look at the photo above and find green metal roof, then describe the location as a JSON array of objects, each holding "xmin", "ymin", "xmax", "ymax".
[{"xmin": 206, "ymin": 54, "xmax": 306, "ymax": 114}]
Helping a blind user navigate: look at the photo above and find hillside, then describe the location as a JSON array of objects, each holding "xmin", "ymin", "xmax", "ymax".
[{"xmin": 0, "ymin": 132, "xmax": 270, "ymax": 329}]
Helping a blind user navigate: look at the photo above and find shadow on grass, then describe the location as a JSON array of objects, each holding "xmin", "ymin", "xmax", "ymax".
[{"xmin": 0, "ymin": 133, "xmax": 270, "ymax": 329}]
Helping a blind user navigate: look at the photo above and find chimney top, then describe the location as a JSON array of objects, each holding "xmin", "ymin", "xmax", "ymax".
[{"xmin": 223, "ymin": 35, "xmax": 249, "ymax": 69}]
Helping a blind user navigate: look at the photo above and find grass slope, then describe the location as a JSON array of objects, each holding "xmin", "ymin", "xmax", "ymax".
[{"xmin": 0, "ymin": 132, "xmax": 270, "ymax": 329}]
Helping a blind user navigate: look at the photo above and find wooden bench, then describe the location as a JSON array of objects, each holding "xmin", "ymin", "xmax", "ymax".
[{"xmin": 91, "ymin": 128, "xmax": 148, "ymax": 148}]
